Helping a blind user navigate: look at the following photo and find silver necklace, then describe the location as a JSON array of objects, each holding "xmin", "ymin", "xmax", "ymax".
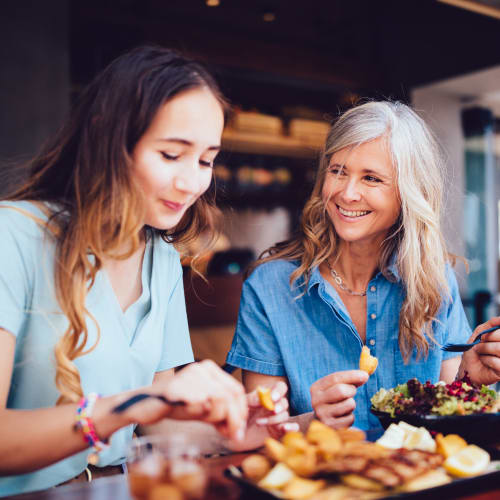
[{"xmin": 326, "ymin": 261, "xmax": 367, "ymax": 297}]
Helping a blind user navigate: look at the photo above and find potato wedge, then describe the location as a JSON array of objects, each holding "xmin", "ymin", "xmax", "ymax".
[
  {"xmin": 341, "ymin": 473, "xmax": 385, "ymax": 492},
  {"xmin": 336, "ymin": 427, "xmax": 366, "ymax": 443},
  {"xmin": 285, "ymin": 447, "xmax": 317, "ymax": 477},
  {"xmin": 282, "ymin": 431, "xmax": 310, "ymax": 452},
  {"xmin": 359, "ymin": 346, "xmax": 378, "ymax": 375},
  {"xmin": 257, "ymin": 386, "xmax": 275, "ymax": 411},
  {"xmin": 265, "ymin": 437, "xmax": 288, "ymax": 463},
  {"xmin": 241, "ymin": 454, "xmax": 272, "ymax": 482},
  {"xmin": 282, "ymin": 477, "xmax": 326, "ymax": 499},
  {"xmin": 258, "ymin": 462, "xmax": 295, "ymax": 489},
  {"xmin": 306, "ymin": 420, "xmax": 340, "ymax": 444},
  {"xmin": 398, "ymin": 468, "xmax": 451, "ymax": 492}
]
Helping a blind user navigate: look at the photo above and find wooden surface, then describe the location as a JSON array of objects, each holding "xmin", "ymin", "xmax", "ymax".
[{"xmin": 3, "ymin": 453, "xmax": 500, "ymax": 500}]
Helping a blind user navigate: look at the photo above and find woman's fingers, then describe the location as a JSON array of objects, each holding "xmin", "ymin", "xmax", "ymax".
[
  {"xmin": 256, "ymin": 410, "xmax": 290, "ymax": 427},
  {"xmin": 267, "ymin": 421, "xmax": 300, "ymax": 439},
  {"xmin": 160, "ymin": 360, "xmax": 248, "ymax": 439},
  {"xmin": 311, "ymin": 383, "xmax": 357, "ymax": 407},
  {"xmin": 311, "ymin": 370, "xmax": 368, "ymax": 393},
  {"xmin": 315, "ymin": 398, "xmax": 356, "ymax": 421},
  {"xmin": 247, "ymin": 380, "xmax": 288, "ymax": 408},
  {"xmin": 201, "ymin": 360, "xmax": 248, "ymax": 429}
]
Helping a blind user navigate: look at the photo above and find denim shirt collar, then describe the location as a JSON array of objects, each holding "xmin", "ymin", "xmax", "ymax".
[{"xmin": 305, "ymin": 251, "xmax": 401, "ymax": 294}]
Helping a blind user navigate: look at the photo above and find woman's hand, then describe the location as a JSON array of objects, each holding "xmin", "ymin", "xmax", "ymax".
[
  {"xmin": 460, "ymin": 317, "xmax": 500, "ymax": 386},
  {"xmin": 310, "ymin": 370, "xmax": 368, "ymax": 429},
  {"xmin": 123, "ymin": 360, "xmax": 248, "ymax": 441},
  {"xmin": 225, "ymin": 381, "xmax": 299, "ymax": 452}
]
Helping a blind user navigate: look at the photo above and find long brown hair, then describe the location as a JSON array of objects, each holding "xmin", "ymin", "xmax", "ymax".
[
  {"xmin": 4, "ymin": 46, "xmax": 227, "ymax": 403},
  {"xmin": 253, "ymin": 101, "xmax": 454, "ymax": 362}
]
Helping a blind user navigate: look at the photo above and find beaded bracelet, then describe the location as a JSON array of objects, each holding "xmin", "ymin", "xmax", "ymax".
[{"xmin": 74, "ymin": 392, "xmax": 109, "ymax": 465}]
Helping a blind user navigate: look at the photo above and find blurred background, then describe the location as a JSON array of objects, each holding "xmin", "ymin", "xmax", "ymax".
[{"xmin": 2, "ymin": 0, "xmax": 500, "ymax": 365}]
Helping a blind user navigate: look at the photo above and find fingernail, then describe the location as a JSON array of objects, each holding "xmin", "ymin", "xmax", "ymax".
[
  {"xmin": 256, "ymin": 418, "xmax": 267, "ymax": 426},
  {"xmin": 285, "ymin": 423, "xmax": 298, "ymax": 431},
  {"xmin": 236, "ymin": 427, "xmax": 245, "ymax": 441},
  {"xmin": 271, "ymin": 391, "xmax": 280, "ymax": 401}
]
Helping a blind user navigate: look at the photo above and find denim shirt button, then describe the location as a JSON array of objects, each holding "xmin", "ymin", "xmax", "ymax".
[
  {"xmin": 369, "ymin": 339, "xmax": 376, "ymax": 346},
  {"xmin": 370, "ymin": 285, "xmax": 376, "ymax": 292},
  {"xmin": 370, "ymin": 313, "xmax": 377, "ymax": 320}
]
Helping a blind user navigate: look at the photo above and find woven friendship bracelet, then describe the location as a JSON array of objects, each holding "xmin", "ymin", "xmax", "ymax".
[{"xmin": 74, "ymin": 393, "xmax": 109, "ymax": 465}]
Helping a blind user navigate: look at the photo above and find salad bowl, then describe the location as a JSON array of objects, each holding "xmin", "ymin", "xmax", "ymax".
[{"xmin": 370, "ymin": 376, "xmax": 500, "ymax": 448}]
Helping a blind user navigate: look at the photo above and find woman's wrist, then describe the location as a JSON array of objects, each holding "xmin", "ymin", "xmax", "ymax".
[{"xmin": 91, "ymin": 393, "xmax": 133, "ymax": 440}]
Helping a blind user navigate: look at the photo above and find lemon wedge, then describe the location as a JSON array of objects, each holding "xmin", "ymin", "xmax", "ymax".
[{"xmin": 443, "ymin": 445, "xmax": 490, "ymax": 477}]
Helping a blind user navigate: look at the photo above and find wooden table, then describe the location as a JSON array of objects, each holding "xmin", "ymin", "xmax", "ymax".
[{"xmin": 3, "ymin": 453, "xmax": 500, "ymax": 499}]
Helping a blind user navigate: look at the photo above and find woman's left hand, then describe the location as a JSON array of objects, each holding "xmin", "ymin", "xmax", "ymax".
[
  {"xmin": 225, "ymin": 381, "xmax": 299, "ymax": 451},
  {"xmin": 460, "ymin": 316, "xmax": 500, "ymax": 385}
]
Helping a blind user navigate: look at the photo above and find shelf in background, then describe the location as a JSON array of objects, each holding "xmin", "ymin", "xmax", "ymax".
[{"xmin": 222, "ymin": 128, "xmax": 322, "ymax": 159}]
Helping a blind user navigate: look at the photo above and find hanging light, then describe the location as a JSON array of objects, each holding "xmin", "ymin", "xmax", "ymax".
[{"xmin": 206, "ymin": 0, "xmax": 220, "ymax": 7}]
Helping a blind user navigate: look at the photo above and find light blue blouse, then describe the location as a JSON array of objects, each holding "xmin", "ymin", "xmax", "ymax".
[
  {"xmin": 0, "ymin": 201, "xmax": 194, "ymax": 496},
  {"xmin": 226, "ymin": 258, "xmax": 470, "ymax": 431}
]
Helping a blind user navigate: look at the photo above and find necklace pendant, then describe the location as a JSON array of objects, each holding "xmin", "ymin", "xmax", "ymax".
[{"xmin": 327, "ymin": 261, "xmax": 367, "ymax": 297}]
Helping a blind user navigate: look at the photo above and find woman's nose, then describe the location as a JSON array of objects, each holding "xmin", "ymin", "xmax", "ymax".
[
  {"xmin": 341, "ymin": 178, "xmax": 362, "ymax": 201},
  {"xmin": 174, "ymin": 162, "xmax": 201, "ymax": 194}
]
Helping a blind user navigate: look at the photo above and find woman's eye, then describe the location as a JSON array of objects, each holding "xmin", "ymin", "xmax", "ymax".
[
  {"xmin": 199, "ymin": 159, "xmax": 214, "ymax": 168},
  {"xmin": 365, "ymin": 175, "xmax": 382, "ymax": 183},
  {"xmin": 161, "ymin": 152, "xmax": 179, "ymax": 161}
]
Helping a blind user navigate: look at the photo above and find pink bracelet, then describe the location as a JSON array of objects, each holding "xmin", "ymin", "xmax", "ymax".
[{"xmin": 74, "ymin": 393, "xmax": 109, "ymax": 465}]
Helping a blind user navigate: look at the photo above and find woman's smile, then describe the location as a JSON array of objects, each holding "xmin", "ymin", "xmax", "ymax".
[{"xmin": 336, "ymin": 204, "xmax": 372, "ymax": 219}]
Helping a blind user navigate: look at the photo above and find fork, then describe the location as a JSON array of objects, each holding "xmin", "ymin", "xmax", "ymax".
[
  {"xmin": 111, "ymin": 393, "xmax": 185, "ymax": 414},
  {"xmin": 441, "ymin": 325, "xmax": 500, "ymax": 352}
]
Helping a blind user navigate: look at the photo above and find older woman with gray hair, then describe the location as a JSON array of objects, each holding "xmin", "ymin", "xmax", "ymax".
[{"xmin": 226, "ymin": 100, "xmax": 500, "ymax": 431}]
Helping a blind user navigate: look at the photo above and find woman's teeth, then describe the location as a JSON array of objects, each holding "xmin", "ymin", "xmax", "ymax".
[{"xmin": 338, "ymin": 206, "xmax": 370, "ymax": 217}]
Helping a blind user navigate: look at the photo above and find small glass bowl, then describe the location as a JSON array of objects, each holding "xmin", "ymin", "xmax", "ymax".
[{"xmin": 127, "ymin": 434, "xmax": 208, "ymax": 500}]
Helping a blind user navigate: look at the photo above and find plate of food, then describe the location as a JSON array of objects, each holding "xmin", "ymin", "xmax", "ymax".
[
  {"xmin": 226, "ymin": 419, "xmax": 500, "ymax": 499},
  {"xmin": 370, "ymin": 375, "xmax": 500, "ymax": 446}
]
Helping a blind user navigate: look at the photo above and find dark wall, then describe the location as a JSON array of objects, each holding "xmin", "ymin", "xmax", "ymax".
[{"xmin": 0, "ymin": 0, "xmax": 69, "ymax": 194}]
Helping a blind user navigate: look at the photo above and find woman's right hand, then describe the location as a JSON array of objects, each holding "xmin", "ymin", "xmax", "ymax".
[
  {"xmin": 310, "ymin": 370, "xmax": 368, "ymax": 429},
  {"xmin": 123, "ymin": 360, "xmax": 248, "ymax": 441}
]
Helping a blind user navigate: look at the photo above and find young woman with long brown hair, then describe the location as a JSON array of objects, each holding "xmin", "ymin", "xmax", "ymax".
[
  {"xmin": 226, "ymin": 101, "xmax": 500, "ymax": 431},
  {"xmin": 0, "ymin": 46, "xmax": 295, "ymax": 496}
]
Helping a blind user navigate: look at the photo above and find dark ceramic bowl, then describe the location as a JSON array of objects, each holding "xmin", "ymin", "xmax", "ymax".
[{"xmin": 370, "ymin": 408, "xmax": 500, "ymax": 447}]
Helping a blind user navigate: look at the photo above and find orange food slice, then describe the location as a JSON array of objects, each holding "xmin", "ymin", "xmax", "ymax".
[
  {"xmin": 435, "ymin": 433, "xmax": 468, "ymax": 458},
  {"xmin": 257, "ymin": 386, "xmax": 275, "ymax": 411},
  {"xmin": 359, "ymin": 345, "xmax": 378, "ymax": 375}
]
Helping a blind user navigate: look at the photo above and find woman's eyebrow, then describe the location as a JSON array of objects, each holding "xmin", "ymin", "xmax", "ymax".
[
  {"xmin": 157, "ymin": 138, "xmax": 221, "ymax": 151},
  {"xmin": 330, "ymin": 162, "xmax": 389, "ymax": 177}
]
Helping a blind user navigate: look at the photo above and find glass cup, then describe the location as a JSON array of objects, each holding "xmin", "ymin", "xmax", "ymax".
[{"xmin": 127, "ymin": 434, "xmax": 208, "ymax": 500}]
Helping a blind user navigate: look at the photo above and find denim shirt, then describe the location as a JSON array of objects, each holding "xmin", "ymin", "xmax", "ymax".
[{"xmin": 226, "ymin": 258, "xmax": 471, "ymax": 431}]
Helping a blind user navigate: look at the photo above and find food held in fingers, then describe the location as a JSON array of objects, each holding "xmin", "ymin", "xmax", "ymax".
[
  {"xmin": 359, "ymin": 345, "xmax": 378, "ymax": 375},
  {"xmin": 257, "ymin": 386, "xmax": 275, "ymax": 411}
]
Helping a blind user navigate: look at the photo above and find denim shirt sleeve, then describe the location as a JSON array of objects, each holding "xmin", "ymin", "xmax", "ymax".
[
  {"xmin": 439, "ymin": 266, "xmax": 472, "ymax": 361},
  {"xmin": 226, "ymin": 270, "xmax": 286, "ymax": 376}
]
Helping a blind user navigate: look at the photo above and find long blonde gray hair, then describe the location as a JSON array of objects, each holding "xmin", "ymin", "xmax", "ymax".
[{"xmin": 256, "ymin": 101, "xmax": 453, "ymax": 361}]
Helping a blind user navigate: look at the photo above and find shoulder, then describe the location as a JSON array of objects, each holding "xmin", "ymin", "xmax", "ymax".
[
  {"xmin": 444, "ymin": 262, "xmax": 461, "ymax": 294},
  {"xmin": 0, "ymin": 200, "xmax": 51, "ymax": 240},
  {"xmin": 245, "ymin": 259, "xmax": 299, "ymax": 289},
  {"xmin": 152, "ymin": 235, "xmax": 182, "ymax": 272}
]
